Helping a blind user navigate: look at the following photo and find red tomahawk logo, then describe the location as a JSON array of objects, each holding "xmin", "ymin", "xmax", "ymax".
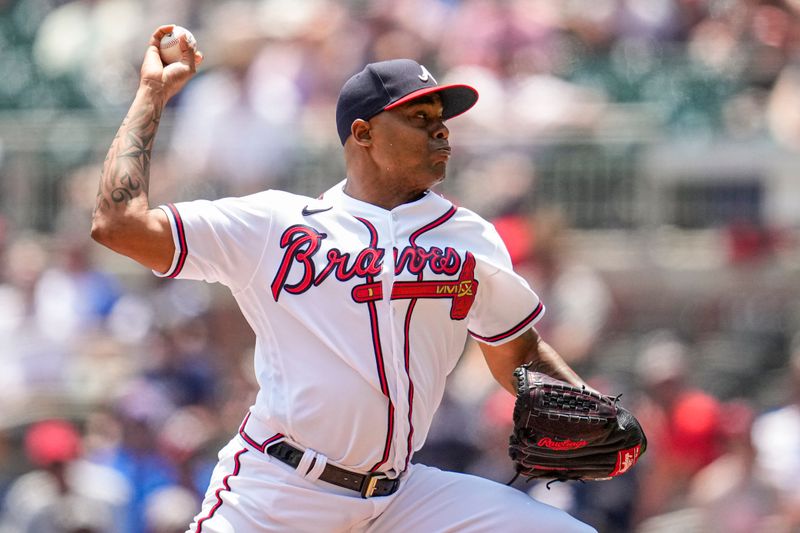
[{"xmin": 387, "ymin": 252, "xmax": 479, "ymax": 319}]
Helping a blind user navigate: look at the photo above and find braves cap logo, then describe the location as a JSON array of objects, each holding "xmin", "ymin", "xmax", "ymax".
[{"xmin": 418, "ymin": 65, "xmax": 436, "ymax": 84}]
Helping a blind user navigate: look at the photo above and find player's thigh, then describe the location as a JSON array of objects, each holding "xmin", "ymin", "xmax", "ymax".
[
  {"xmin": 186, "ymin": 438, "xmax": 373, "ymax": 533},
  {"xmin": 368, "ymin": 464, "xmax": 597, "ymax": 533}
]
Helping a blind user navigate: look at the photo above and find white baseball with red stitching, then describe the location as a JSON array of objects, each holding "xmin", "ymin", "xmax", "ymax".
[{"xmin": 159, "ymin": 26, "xmax": 195, "ymax": 65}]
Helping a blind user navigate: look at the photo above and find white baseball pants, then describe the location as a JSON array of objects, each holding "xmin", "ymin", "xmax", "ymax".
[{"xmin": 187, "ymin": 435, "xmax": 597, "ymax": 533}]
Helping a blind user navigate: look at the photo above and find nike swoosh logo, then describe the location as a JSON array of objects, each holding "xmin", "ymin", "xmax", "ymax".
[{"xmin": 302, "ymin": 205, "xmax": 332, "ymax": 216}]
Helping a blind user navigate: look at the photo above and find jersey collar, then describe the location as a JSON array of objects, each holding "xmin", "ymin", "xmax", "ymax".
[{"xmin": 321, "ymin": 180, "xmax": 453, "ymax": 219}]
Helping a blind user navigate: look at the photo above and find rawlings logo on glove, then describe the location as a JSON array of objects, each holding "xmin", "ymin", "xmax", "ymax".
[
  {"xmin": 537, "ymin": 438, "xmax": 588, "ymax": 450},
  {"xmin": 508, "ymin": 366, "xmax": 647, "ymax": 482}
]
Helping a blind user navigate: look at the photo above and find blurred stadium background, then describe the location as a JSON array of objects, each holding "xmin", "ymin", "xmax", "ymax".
[{"xmin": 2, "ymin": 0, "xmax": 800, "ymax": 531}]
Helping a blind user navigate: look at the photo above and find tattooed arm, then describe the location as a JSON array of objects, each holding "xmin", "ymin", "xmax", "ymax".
[{"xmin": 91, "ymin": 25, "xmax": 202, "ymax": 273}]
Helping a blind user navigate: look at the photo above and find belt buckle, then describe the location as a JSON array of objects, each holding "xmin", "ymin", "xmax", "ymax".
[{"xmin": 360, "ymin": 472, "xmax": 387, "ymax": 498}]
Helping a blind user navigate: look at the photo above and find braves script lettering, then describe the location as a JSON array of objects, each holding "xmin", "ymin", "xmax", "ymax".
[
  {"xmin": 271, "ymin": 226, "xmax": 474, "ymax": 306},
  {"xmin": 271, "ymin": 225, "xmax": 327, "ymax": 300},
  {"xmin": 394, "ymin": 245, "xmax": 461, "ymax": 276}
]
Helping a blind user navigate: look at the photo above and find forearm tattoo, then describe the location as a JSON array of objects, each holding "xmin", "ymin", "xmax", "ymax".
[{"xmin": 94, "ymin": 92, "xmax": 163, "ymax": 215}]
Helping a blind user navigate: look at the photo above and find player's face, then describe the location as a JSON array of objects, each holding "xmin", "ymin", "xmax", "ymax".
[{"xmin": 368, "ymin": 94, "xmax": 451, "ymax": 190}]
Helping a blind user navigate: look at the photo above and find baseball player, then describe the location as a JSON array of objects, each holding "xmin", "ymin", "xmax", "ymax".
[{"xmin": 92, "ymin": 25, "xmax": 597, "ymax": 532}]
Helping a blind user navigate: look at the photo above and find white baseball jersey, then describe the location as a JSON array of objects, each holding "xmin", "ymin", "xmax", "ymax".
[{"xmin": 155, "ymin": 180, "xmax": 543, "ymax": 477}]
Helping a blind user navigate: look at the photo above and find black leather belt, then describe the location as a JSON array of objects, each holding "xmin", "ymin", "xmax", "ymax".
[{"xmin": 267, "ymin": 441, "xmax": 400, "ymax": 498}]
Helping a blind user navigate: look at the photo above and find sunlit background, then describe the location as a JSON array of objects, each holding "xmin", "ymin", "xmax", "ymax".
[{"xmin": 1, "ymin": 0, "xmax": 800, "ymax": 532}]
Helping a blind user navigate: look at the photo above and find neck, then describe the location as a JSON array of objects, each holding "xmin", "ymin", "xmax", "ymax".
[
  {"xmin": 342, "ymin": 141, "xmax": 440, "ymax": 210},
  {"xmin": 343, "ymin": 177, "xmax": 428, "ymax": 210}
]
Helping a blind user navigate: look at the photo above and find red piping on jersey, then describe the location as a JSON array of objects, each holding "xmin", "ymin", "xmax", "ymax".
[
  {"xmin": 366, "ymin": 298, "xmax": 394, "ymax": 472},
  {"xmin": 409, "ymin": 206, "xmax": 457, "ymax": 246},
  {"xmin": 166, "ymin": 203, "xmax": 188, "ymax": 278},
  {"xmin": 355, "ymin": 217, "xmax": 394, "ymax": 473},
  {"xmin": 400, "ymin": 205, "xmax": 456, "ymax": 470},
  {"xmin": 238, "ymin": 412, "xmax": 284, "ymax": 452},
  {"xmin": 196, "ymin": 448, "xmax": 248, "ymax": 532},
  {"xmin": 469, "ymin": 301, "xmax": 545, "ymax": 343},
  {"xmin": 402, "ymin": 298, "xmax": 417, "ymax": 471}
]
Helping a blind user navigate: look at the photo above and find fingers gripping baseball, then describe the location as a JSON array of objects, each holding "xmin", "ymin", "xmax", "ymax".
[{"xmin": 141, "ymin": 24, "xmax": 203, "ymax": 101}]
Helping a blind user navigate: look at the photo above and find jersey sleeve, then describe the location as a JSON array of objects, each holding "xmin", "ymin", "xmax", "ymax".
[
  {"xmin": 153, "ymin": 191, "xmax": 276, "ymax": 292},
  {"xmin": 466, "ymin": 225, "xmax": 545, "ymax": 346}
]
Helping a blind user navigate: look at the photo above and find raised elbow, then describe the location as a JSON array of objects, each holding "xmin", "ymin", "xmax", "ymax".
[
  {"xmin": 90, "ymin": 214, "xmax": 117, "ymax": 248},
  {"xmin": 90, "ymin": 216, "xmax": 104, "ymax": 242}
]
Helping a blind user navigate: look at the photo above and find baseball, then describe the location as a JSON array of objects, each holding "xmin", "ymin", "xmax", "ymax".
[{"xmin": 159, "ymin": 26, "xmax": 196, "ymax": 65}]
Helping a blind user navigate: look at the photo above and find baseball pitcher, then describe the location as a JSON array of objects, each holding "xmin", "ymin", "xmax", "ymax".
[{"xmin": 92, "ymin": 25, "xmax": 644, "ymax": 533}]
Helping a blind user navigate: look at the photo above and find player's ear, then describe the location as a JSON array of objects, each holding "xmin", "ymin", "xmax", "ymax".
[{"xmin": 351, "ymin": 119, "xmax": 372, "ymax": 146}]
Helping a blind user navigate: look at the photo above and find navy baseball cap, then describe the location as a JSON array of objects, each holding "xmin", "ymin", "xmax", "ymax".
[{"xmin": 336, "ymin": 59, "xmax": 479, "ymax": 145}]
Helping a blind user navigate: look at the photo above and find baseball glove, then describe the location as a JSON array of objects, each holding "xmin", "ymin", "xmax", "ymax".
[{"xmin": 508, "ymin": 366, "xmax": 647, "ymax": 483}]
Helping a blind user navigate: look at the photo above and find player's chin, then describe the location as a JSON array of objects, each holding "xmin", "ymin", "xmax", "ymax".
[
  {"xmin": 428, "ymin": 165, "xmax": 447, "ymax": 186},
  {"xmin": 431, "ymin": 160, "xmax": 447, "ymax": 179}
]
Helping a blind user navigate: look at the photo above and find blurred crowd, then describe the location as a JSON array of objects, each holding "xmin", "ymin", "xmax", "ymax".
[
  {"xmin": 2, "ymin": 0, "xmax": 800, "ymax": 532},
  {"xmin": 5, "ymin": 0, "xmax": 800, "ymax": 184}
]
